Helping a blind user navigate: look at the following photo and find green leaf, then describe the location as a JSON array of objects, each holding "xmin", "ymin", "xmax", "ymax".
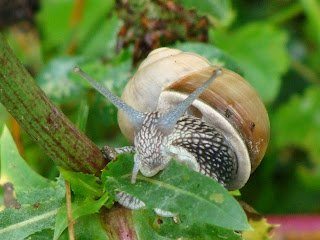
[
  {"xmin": 272, "ymin": 86, "xmax": 320, "ymax": 186},
  {"xmin": 173, "ymin": 42, "xmax": 242, "ymax": 73},
  {"xmin": 134, "ymin": 209, "xmax": 242, "ymax": 240},
  {"xmin": 242, "ymin": 216, "xmax": 277, "ymax": 240},
  {"xmin": 0, "ymin": 199, "xmax": 61, "ymax": 240},
  {"xmin": 102, "ymin": 153, "xmax": 250, "ymax": 231},
  {"xmin": 74, "ymin": 214, "xmax": 109, "ymax": 240},
  {"xmin": 77, "ymin": 14, "xmax": 122, "ymax": 59},
  {"xmin": 36, "ymin": 0, "xmax": 73, "ymax": 53},
  {"xmin": 273, "ymin": 86, "xmax": 320, "ymax": 160},
  {"xmin": 53, "ymin": 193, "xmax": 109, "ymax": 240},
  {"xmin": 211, "ymin": 22, "xmax": 290, "ymax": 104},
  {"xmin": 0, "ymin": 126, "xmax": 53, "ymax": 190},
  {"xmin": 300, "ymin": 0, "xmax": 320, "ymax": 47},
  {"xmin": 25, "ymin": 229, "xmax": 54, "ymax": 240},
  {"xmin": 58, "ymin": 168, "xmax": 103, "ymax": 198},
  {"xmin": 230, "ymin": 190, "xmax": 241, "ymax": 197},
  {"xmin": 17, "ymin": 176, "xmax": 65, "ymax": 205},
  {"xmin": 173, "ymin": 0, "xmax": 234, "ymax": 27},
  {"xmin": 36, "ymin": 0, "xmax": 115, "ymax": 56},
  {"xmin": 0, "ymin": 127, "xmax": 66, "ymax": 239}
]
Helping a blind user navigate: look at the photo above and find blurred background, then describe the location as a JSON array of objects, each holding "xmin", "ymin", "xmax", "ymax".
[{"xmin": 0, "ymin": 0, "xmax": 319, "ymax": 238}]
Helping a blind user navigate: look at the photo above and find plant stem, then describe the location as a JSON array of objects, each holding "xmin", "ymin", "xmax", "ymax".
[
  {"xmin": 65, "ymin": 181, "xmax": 75, "ymax": 240},
  {"xmin": 103, "ymin": 205, "xmax": 138, "ymax": 240},
  {"xmin": 10, "ymin": 116, "xmax": 24, "ymax": 156},
  {"xmin": 0, "ymin": 34, "xmax": 107, "ymax": 175}
]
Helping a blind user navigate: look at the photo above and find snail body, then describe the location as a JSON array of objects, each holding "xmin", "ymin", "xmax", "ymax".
[
  {"xmin": 118, "ymin": 48, "xmax": 269, "ymax": 191},
  {"xmin": 74, "ymin": 47, "xmax": 269, "ymax": 214}
]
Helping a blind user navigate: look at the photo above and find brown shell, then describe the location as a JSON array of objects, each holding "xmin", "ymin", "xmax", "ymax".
[
  {"xmin": 118, "ymin": 47, "xmax": 270, "ymax": 189},
  {"xmin": 162, "ymin": 66, "xmax": 270, "ymax": 172}
]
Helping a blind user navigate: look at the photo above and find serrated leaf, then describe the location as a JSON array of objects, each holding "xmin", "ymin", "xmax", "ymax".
[
  {"xmin": 0, "ymin": 200, "xmax": 61, "ymax": 240},
  {"xmin": 58, "ymin": 168, "xmax": 103, "ymax": 198},
  {"xmin": 0, "ymin": 126, "xmax": 53, "ymax": 190},
  {"xmin": 53, "ymin": 193, "xmax": 109, "ymax": 240},
  {"xmin": 102, "ymin": 153, "xmax": 250, "ymax": 231},
  {"xmin": 211, "ymin": 22, "xmax": 289, "ymax": 104},
  {"xmin": 17, "ymin": 176, "xmax": 65, "ymax": 205},
  {"xmin": 173, "ymin": 0, "xmax": 234, "ymax": 27},
  {"xmin": 173, "ymin": 42, "xmax": 242, "ymax": 73},
  {"xmin": 134, "ymin": 209, "xmax": 242, "ymax": 240}
]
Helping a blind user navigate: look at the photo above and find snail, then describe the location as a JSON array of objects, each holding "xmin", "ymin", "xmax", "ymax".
[{"xmin": 73, "ymin": 47, "xmax": 270, "ymax": 215}]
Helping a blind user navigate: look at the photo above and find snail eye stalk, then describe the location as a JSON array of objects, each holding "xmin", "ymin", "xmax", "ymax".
[
  {"xmin": 73, "ymin": 67, "xmax": 145, "ymax": 130},
  {"xmin": 157, "ymin": 69, "xmax": 222, "ymax": 135}
]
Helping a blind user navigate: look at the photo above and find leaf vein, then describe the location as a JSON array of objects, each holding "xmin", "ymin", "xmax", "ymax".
[{"xmin": 0, "ymin": 208, "xmax": 59, "ymax": 234}]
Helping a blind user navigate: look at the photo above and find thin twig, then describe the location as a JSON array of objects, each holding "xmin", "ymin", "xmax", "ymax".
[
  {"xmin": 65, "ymin": 181, "xmax": 75, "ymax": 240},
  {"xmin": 10, "ymin": 116, "xmax": 24, "ymax": 156}
]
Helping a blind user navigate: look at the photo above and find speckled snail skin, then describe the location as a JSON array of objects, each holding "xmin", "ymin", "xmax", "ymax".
[{"xmin": 74, "ymin": 47, "xmax": 270, "ymax": 216}]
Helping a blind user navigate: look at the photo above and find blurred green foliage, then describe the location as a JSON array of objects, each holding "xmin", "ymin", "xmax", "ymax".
[{"xmin": 0, "ymin": 0, "xmax": 319, "ymax": 220}]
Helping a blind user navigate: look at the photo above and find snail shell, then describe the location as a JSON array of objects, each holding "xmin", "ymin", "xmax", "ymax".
[{"xmin": 118, "ymin": 47, "xmax": 270, "ymax": 190}]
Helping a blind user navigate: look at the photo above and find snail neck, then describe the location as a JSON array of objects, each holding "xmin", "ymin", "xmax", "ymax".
[{"xmin": 132, "ymin": 112, "xmax": 173, "ymax": 183}]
